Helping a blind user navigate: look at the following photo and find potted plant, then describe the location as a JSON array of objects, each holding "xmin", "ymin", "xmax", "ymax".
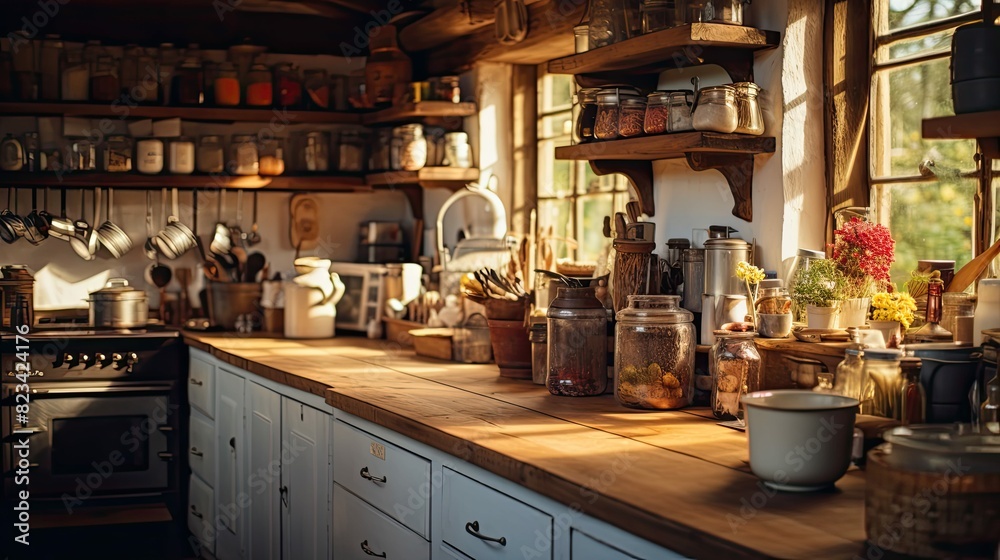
[
  {"xmin": 790, "ymin": 259, "xmax": 847, "ymax": 329},
  {"xmin": 869, "ymin": 290, "xmax": 917, "ymax": 347},
  {"xmin": 830, "ymin": 217, "xmax": 896, "ymax": 327}
]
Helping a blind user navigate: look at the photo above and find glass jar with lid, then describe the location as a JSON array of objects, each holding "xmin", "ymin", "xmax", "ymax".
[
  {"xmin": 304, "ymin": 131, "xmax": 329, "ymax": 172},
  {"xmin": 135, "ymin": 138, "xmax": 164, "ymax": 174},
  {"xmin": 693, "ymin": 85, "xmax": 738, "ymax": 133},
  {"xmin": 668, "ymin": 90, "xmax": 695, "ymax": 132},
  {"xmin": 860, "ymin": 348, "xmax": 903, "ymax": 419},
  {"xmin": 69, "ymin": 138, "xmax": 97, "ymax": 172},
  {"xmin": 618, "ymin": 97, "xmax": 647, "ymax": 138},
  {"xmin": 196, "ymin": 135, "xmax": 225, "ymax": 174},
  {"xmin": 833, "ymin": 347, "xmax": 865, "ymax": 401},
  {"xmin": 941, "ymin": 292, "xmax": 975, "ymax": 337},
  {"xmin": 61, "ymin": 45, "xmax": 89, "ymax": 101},
  {"xmin": 643, "ymin": 91, "xmax": 670, "ymax": 135},
  {"xmin": 102, "ymin": 135, "xmax": 133, "ymax": 173},
  {"xmin": 304, "ymin": 68, "xmax": 329, "ymax": 109},
  {"xmin": 258, "ymin": 138, "xmax": 285, "ymax": 176},
  {"xmin": 338, "ymin": 131, "xmax": 365, "ymax": 172},
  {"xmin": 438, "ymin": 76, "xmax": 460, "ymax": 103},
  {"xmin": 588, "ymin": 0, "xmax": 616, "ymax": 48},
  {"xmin": 168, "ymin": 137, "xmax": 196, "ymax": 175},
  {"xmin": 546, "ymin": 286, "xmax": 609, "ymax": 397},
  {"xmin": 575, "ymin": 87, "xmax": 600, "ymax": 142},
  {"xmin": 274, "ymin": 62, "xmax": 302, "ymax": 107},
  {"xmin": 711, "ymin": 330, "xmax": 761, "ymax": 420},
  {"xmin": 230, "ymin": 134, "xmax": 259, "ymax": 176},
  {"xmin": 90, "ymin": 55, "xmax": 120, "ymax": 102},
  {"xmin": 641, "ymin": 0, "xmax": 680, "ymax": 33},
  {"xmin": 39, "ymin": 35, "xmax": 64, "ymax": 101},
  {"xmin": 615, "ymin": 295, "xmax": 696, "ymax": 409},
  {"xmin": 594, "ymin": 87, "xmax": 642, "ymax": 140},
  {"xmin": 394, "ymin": 124, "xmax": 427, "ymax": 171},
  {"xmin": 442, "ymin": 132, "xmax": 472, "ymax": 168},
  {"xmin": 686, "ymin": 0, "xmax": 746, "ymax": 25},
  {"xmin": 214, "ymin": 62, "xmax": 240, "ymax": 106},
  {"xmin": 733, "ymin": 82, "xmax": 764, "ymax": 135},
  {"xmin": 174, "ymin": 57, "xmax": 204, "ymax": 105},
  {"xmin": 245, "ymin": 63, "xmax": 273, "ymax": 106}
]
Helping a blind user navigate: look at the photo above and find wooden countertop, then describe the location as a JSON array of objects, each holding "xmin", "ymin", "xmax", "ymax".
[{"xmin": 183, "ymin": 332, "xmax": 867, "ymax": 560}]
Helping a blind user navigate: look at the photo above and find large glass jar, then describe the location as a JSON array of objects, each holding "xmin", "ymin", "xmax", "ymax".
[
  {"xmin": 641, "ymin": 0, "xmax": 680, "ymax": 33},
  {"xmin": 393, "ymin": 124, "xmax": 427, "ymax": 171},
  {"xmin": 230, "ymin": 134, "xmax": 259, "ymax": 176},
  {"xmin": 588, "ymin": 0, "xmax": 616, "ymax": 48},
  {"xmin": 733, "ymin": 82, "xmax": 764, "ymax": 135},
  {"xmin": 711, "ymin": 331, "xmax": 761, "ymax": 420},
  {"xmin": 667, "ymin": 90, "xmax": 695, "ymax": 132},
  {"xmin": 686, "ymin": 0, "xmax": 746, "ymax": 24},
  {"xmin": 860, "ymin": 348, "xmax": 903, "ymax": 419},
  {"xmin": 90, "ymin": 55, "xmax": 120, "ymax": 103},
  {"xmin": 245, "ymin": 63, "xmax": 273, "ymax": 106},
  {"xmin": 575, "ymin": 88, "xmax": 600, "ymax": 142},
  {"xmin": 196, "ymin": 135, "xmax": 225, "ymax": 174},
  {"xmin": 214, "ymin": 62, "xmax": 240, "ymax": 106},
  {"xmin": 39, "ymin": 35, "xmax": 64, "ymax": 101},
  {"xmin": 618, "ymin": 97, "xmax": 647, "ymax": 138},
  {"xmin": 274, "ymin": 62, "xmax": 302, "ymax": 107},
  {"xmin": 546, "ymin": 286, "xmax": 609, "ymax": 396},
  {"xmin": 833, "ymin": 347, "xmax": 864, "ymax": 401},
  {"xmin": 693, "ymin": 85, "xmax": 738, "ymax": 133},
  {"xmin": 174, "ymin": 57, "xmax": 204, "ymax": 105},
  {"xmin": 643, "ymin": 91, "xmax": 670, "ymax": 135},
  {"xmin": 615, "ymin": 295, "xmax": 696, "ymax": 409}
]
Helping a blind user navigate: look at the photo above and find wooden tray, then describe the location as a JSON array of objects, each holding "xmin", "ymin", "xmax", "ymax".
[
  {"xmin": 410, "ymin": 328, "xmax": 454, "ymax": 361},
  {"xmin": 383, "ymin": 318, "xmax": 424, "ymax": 348}
]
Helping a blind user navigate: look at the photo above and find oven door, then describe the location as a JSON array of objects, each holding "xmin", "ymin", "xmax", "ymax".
[
  {"xmin": 4, "ymin": 381, "xmax": 174, "ymax": 498},
  {"xmin": 332, "ymin": 263, "xmax": 386, "ymax": 332}
]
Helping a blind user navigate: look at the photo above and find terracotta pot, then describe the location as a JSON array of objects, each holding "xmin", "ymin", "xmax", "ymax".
[{"xmin": 487, "ymin": 318, "xmax": 532, "ymax": 379}]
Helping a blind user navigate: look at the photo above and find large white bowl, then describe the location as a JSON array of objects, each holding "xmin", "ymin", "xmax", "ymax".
[{"xmin": 741, "ymin": 390, "xmax": 859, "ymax": 492}]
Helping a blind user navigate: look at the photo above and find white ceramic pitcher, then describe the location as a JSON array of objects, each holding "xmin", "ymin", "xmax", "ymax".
[{"xmin": 284, "ymin": 259, "xmax": 346, "ymax": 339}]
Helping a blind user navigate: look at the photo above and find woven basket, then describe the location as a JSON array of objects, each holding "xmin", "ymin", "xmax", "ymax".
[{"xmin": 865, "ymin": 447, "xmax": 1000, "ymax": 558}]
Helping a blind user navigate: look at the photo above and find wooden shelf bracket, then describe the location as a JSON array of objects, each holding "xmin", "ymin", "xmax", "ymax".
[
  {"xmin": 685, "ymin": 152, "xmax": 755, "ymax": 222},
  {"xmin": 589, "ymin": 160, "xmax": 655, "ymax": 217}
]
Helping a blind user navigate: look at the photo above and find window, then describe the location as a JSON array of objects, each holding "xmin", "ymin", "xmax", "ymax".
[
  {"xmin": 869, "ymin": 0, "xmax": 986, "ymax": 285},
  {"xmin": 536, "ymin": 72, "xmax": 629, "ymax": 266}
]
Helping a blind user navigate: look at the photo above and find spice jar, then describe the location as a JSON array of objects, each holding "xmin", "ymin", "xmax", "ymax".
[
  {"xmin": 394, "ymin": 124, "xmax": 427, "ymax": 171},
  {"xmin": 337, "ymin": 131, "xmax": 365, "ymax": 172},
  {"xmin": 213, "ymin": 62, "xmax": 240, "ymax": 106},
  {"xmin": 274, "ymin": 63, "xmax": 302, "ymax": 107},
  {"xmin": 643, "ymin": 91, "xmax": 670, "ymax": 135},
  {"xmin": 258, "ymin": 138, "xmax": 285, "ymax": 176},
  {"xmin": 230, "ymin": 135, "xmax": 259, "ymax": 175},
  {"xmin": 575, "ymin": 88, "xmax": 600, "ymax": 142},
  {"xmin": 615, "ymin": 295, "xmax": 696, "ymax": 409},
  {"xmin": 667, "ymin": 90, "xmax": 695, "ymax": 132},
  {"xmin": 546, "ymin": 286, "xmax": 609, "ymax": 396},
  {"xmin": 174, "ymin": 57, "xmax": 204, "ymax": 105},
  {"xmin": 860, "ymin": 348, "xmax": 903, "ymax": 419},
  {"xmin": 529, "ymin": 320, "xmax": 548, "ymax": 385},
  {"xmin": 245, "ymin": 63, "xmax": 273, "ymax": 106},
  {"xmin": 136, "ymin": 138, "xmax": 164, "ymax": 174},
  {"xmin": 733, "ymin": 82, "xmax": 764, "ymax": 135},
  {"xmin": 641, "ymin": 0, "xmax": 680, "ymax": 33},
  {"xmin": 90, "ymin": 56, "xmax": 120, "ymax": 103},
  {"xmin": 168, "ymin": 137, "xmax": 196, "ymax": 175},
  {"xmin": 711, "ymin": 330, "xmax": 761, "ymax": 420},
  {"xmin": 304, "ymin": 68, "xmax": 329, "ymax": 109},
  {"xmin": 686, "ymin": 0, "xmax": 746, "ymax": 25},
  {"xmin": 304, "ymin": 132, "xmax": 329, "ymax": 172},
  {"xmin": 39, "ymin": 35, "xmax": 64, "ymax": 101},
  {"xmin": 102, "ymin": 135, "xmax": 133, "ymax": 173},
  {"xmin": 693, "ymin": 85, "xmax": 738, "ymax": 133},
  {"xmin": 442, "ymin": 132, "xmax": 472, "ymax": 168},
  {"xmin": 61, "ymin": 46, "xmax": 89, "ymax": 101},
  {"xmin": 438, "ymin": 76, "xmax": 461, "ymax": 103},
  {"xmin": 618, "ymin": 97, "xmax": 647, "ymax": 138},
  {"xmin": 196, "ymin": 135, "xmax": 225, "ymax": 174},
  {"xmin": 595, "ymin": 89, "xmax": 621, "ymax": 140}
]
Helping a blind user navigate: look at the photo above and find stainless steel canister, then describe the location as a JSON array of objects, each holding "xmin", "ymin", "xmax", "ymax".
[
  {"xmin": 681, "ymin": 248, "xmax": 704, "ymax": 312},
  {"xmin": 704, "ymin": 237, "xmax": 750, "ymax": 296}
]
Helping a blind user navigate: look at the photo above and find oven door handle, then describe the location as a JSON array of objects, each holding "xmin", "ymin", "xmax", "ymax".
[
  {"xmin": 30, "ymin": 385, "xmax": 171, "ymax": 395},
  {"xmin": 9, "ymin": 426, "xmax": 46, "ymax": 435}
]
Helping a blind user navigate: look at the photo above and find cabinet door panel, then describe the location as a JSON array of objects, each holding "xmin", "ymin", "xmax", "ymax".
[
  {"xmin": 189, "ymin": 412, "xmax": 215, "ymax": 484},
  {"xmin": 216, "ymin": 369, "xmax": 245, "ymax": 560},
  {"xmin": 332, "ymin": 484, "xmax": 430, "ymax": 560},
  {"xmin": 571, "ymin": 530, "xmax": 640, "ymax": 560},
  {"xmin": 246, "ymin": 382, "xmax": 281, "ymax": 560},
  {"xmin": 189, "ymin": 352, "xmax": 215, "ymax": 419},
  {"xmin": 281, "ymin": 398, "xmax": 330, "ymax": 560}
]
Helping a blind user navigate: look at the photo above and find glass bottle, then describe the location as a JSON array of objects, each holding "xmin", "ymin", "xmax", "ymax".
[
  {"xmin": 575, "ymin": 88, "xmax": 600, "ymax": 142},
  {"xmin": 214, "ymin": 62, "xmax": 240, "ymax": 106},
  {"xmin": 618, "ymin": 97, "xmax": 647, "ymax": 138},
  {"xmin": 733, "ymin": 82, "xmax": 764, "ymax": 135},
  {"xmin": 860, "ymin": 348, "xmax": 903, "ymax": 419},
  {"xmin": 711, "ymin": 331, "xmax": 761, "ymax": 421},
  {"xmin": 546, "ymin": 286, "xmax": 609, "ymax": 396},
  {"xmin": 643, "ymin": 91, "xmax": 670, "ymax": 135},
  {"xmin": 981, "ymin": 378, "xmax": 1000, "ymax": 434},
  {"xmin": 245, "ymin": 62, "xmax": 273, "ymax": 106},
  {"xmin": 833, "ymin": 347, "xmax": 865, "ymax": 401},
  {"xmin": 615, "ymin": 295, "xmax": 696, "ymax": 409},
  {"xmin": 899, "ymin": 357, "xmax": 926, "ymax": 425},
  {"xmin": 230, "ymin": 134, "xmax": 259, "ymax": 176},
  {"xmin": 11, "ymin": 31, "xmax": 37, "ymax": 101},
  {"xmin": 157, "ymin": 43, "xmax": 179, "ymax": 105},
  {"xmin": 692, "ymin": 85, "xmax": 738, "ymax": 133},
  {"xmin": 174, "ymin": 57, "xmax": 204, "ymax": 105},
  {"xmin": 304, "ymin": 68, "xmax": 329, "ymax": 109},
  {"xmin": 196, "ymin": 135, "xmax": 225, "ymax": 174},
  {"xmin": 588, "ymin": 0, "xmax": 616, "ymax": 48},
  {"xmin": 39, "ymin": 35, "xmax": 64, "ymax": 101},
  {"xmin": 274, "ymin": 62, "xmax": 302, "ymax": 107},
  {"xmin": 364, "ymin": 25, "xmax": 411, "ymax": 106}
]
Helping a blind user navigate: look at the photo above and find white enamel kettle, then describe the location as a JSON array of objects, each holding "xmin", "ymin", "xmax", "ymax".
[{"xmin": 284, "ymin": 258, "xmax": 346, "ymax": 339}]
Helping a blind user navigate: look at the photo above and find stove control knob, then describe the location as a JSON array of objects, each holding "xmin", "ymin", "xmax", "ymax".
[
  {"xmin": 95, "ymin": 353, "xmax": 109, "ymax": 368},
  {"xmin": 79, "ymin": 353, "xmax": 93, "ymax": 368},
  {"xmin": 61, "ymin": 353, "xmax": 78, "ymax": 368},
  {"xmin": 113, "ymin": 352, "xmax": 139, "ymax": 372}
]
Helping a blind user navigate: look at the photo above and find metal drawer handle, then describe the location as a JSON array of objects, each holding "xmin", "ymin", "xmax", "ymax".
[
  {"xmin": 190, "ymin": 505, "xmax": 203, "ymax": 519},
  {"xmin": 190, "ymin": 378, "xmax": 204, "ymax": 386},
  {"xmin": 158, "ymin": 452, "xmax": 174, "ymax": 461},
  {"xmin": 190, "ymin": 447, "xmax": 204, "ymax": 457},
  {"xmin": 465, "ymin": 521, "xmax": 506, "ymax": 546},
  {"xmin": 360, "ymin": 540, "xmax": 387, "ymax": 558},
  {"xmin": 359, "ymin": 467, "xmax": 387, "ymax": 484}
]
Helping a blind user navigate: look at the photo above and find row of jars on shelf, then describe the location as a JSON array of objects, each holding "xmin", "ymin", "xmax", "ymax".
[
  {"xmin": 584, "ymin": 0, "xmax": 750, "ymax": 50},
  {"xmin": 0, "ymin": 125, "xmax": 473, "ymax": 176},
  {"xmin": 577, "ymin": 83, "xmax": 764, "ymax": 141}
]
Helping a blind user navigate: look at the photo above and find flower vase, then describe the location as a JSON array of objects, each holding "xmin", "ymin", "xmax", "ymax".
[
  {"xmin": 869, "ymin": 320, "xmax": 901, "ymax": 347},
  {"xmin": 839, "ymin": 297, "xmax": 871, "ymax": 328},
  {"xmin": 806, "ymin": 304, "xmax": 840, "ymax": 329}
]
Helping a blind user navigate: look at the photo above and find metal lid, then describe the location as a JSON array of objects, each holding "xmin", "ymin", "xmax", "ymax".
[
  {"xmin": 883, "ymin": 425, "xmax": 1000, "ymax": 462},
  {"xmin": 548, "ymin": 286, "xmax": 605, "ymax": 310},
  {"xmin": 703, "ymin": 238, "xmax": 749, "ymax": 250},
  {"xmin": 88, "ymin": 278, "xmax": 147, "ymax": 301}
]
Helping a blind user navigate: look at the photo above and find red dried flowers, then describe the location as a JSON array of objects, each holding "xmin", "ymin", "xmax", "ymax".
[{"xmin": 831, "ymin": 217, "xmax": 895, "ymax": 298}]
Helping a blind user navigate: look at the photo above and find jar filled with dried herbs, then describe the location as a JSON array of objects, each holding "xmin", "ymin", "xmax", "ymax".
[
  {"xmin": 546, "ymin": 286, "xmax": 609, "ymax": 396},
  {"xmin": 615, "ymin": 295, "xmax": 696, "ymax": 409},
  {"xmin": 594, "ymin": 86, "xmax": 642, "ymax": 140},
  {"xmin": 618, "ymin": 97, "xmax": 647, "ymax": 138},
  {"xmin": 643, "ymin": 91, "xmax": 670, "ymax": 134},
  {"xmin": 711, "ymin": 330, "xmax": 761, "ymax": 420}
]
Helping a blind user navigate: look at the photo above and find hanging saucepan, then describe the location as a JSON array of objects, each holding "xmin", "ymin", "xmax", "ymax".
[
  {"xmin": 48, "ymin": 189, "xmax": 76, "ymax": 241},
  {"xmin": 87, "ymin": 277, "xmax": 149, "ymax": 328}
]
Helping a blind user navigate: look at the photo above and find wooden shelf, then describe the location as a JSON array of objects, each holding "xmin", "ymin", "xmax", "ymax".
[
  {"xmin": 0, "ymin": 171, "xmax": 369, "ymax": 191},
  {"xmin": 555, "ymin": 133, "xmax": 775, "ymax": 222},
  {"xmin": 0, "ymin": 101, "xmax": 362, "ymax": 124},
  {"xmin": 547, "ymin": 23, "xmax": 780, "ymax": 85},
  {"xmin": 366, "ymin": 167, "xmax": 480, "ymax": 189},
  {"xmin": 362, "ymin": 101, "xmax": 477, "ymax": 126},
  {"xmin": 922, "ymin": 110, "xmax": 1000, "ymax": 139}
]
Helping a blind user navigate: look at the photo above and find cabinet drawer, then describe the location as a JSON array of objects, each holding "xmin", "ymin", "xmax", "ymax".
[
  {"xmin": 333, "ymin": 420, "xmax": 431, "ymax": 538},
  {"xmin": 188, "ymin": 412, "xmax": 215, "ymax": 483},
  {"xmin": 188, "ymin": 357, "xmax": 215, "ymax": 418},
  {"xmin": 188, "ymin": 473, "xmax": 215, "ymax": 554},
  {"xmin": 333, "ymin": 483, "xmax": 430, "ymax": 560},
  {"xmin": 571, "ymin": 530, "xmax": 640, "ymax": 560},
  {"xmin": 441, "ymin": 468, "xmax": 553, "ymax": 560}
]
